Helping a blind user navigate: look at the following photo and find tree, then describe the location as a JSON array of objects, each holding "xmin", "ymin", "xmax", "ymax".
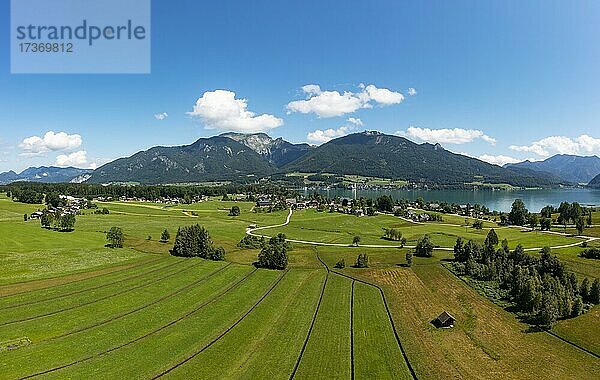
[
  {"xmin": 572, "ymin": 296, "xmax": 584, "ymax": 317},
  {"xmin": 23, "ymin": 213, "xmax": 28, "ymax": 222},
  {"xmin": 106, "ymin": 227, "xmax": 124, "ymax": 248},
  {"xmin": 375, "ymin": 195, "xmax": 394, "ymax": 212},
  {"xmin": 472, "ymin": 220, "xmax": 483, "ymax": 229},
  {"xmin": 590, "ymin": 278, "xmax": 600, "ymax": 304},
  {"xmin": 484, "ymin": 229, "xmax": 499, "ymax": 246},
  {"xmin": 352, "ymin": 235, "xmax": 361, "ymax": 247},
  {"xmin": 355, "ymin": 253, "xmax": 369, "ymax": 268},
  {"xmin": 528, "ymin": 214, "xmax": 539, "ymax": 230},
  {"xmin": 537, "ymin": 291, "xmax": 559, "ymax": 327},
  {"xmin": 405, "ymin": 252, "xmax": 413, "ymax": 267},
  {"xmin": 40, "ymin": 212, "xmax": 51, "ymax": 228},
  {"xmin": 45, "ymin": 192, "xmax": 62, "ymax": 208},
  {"xmin": 540, "ymin": 217, "xmax": 552, "ymax": 231},
  {"xmin": 586, "ymin": 211, "xmax": 593, "ymax": 226},
  {"xmin": 334, "ymin": 259, "xmax": 346, "ymax": 269},
  {"xmin": 59, "ymin": 214, "xmax": 76, "ymax": 231},
  {"xmin": 229, "ymin": 205, "xmax": 240, "ymax": 216},
  {"xmin": 508, "ymin": 199, "xmax": 528, "ymax": 226},
  {"xmin": 415, "ymin": 234, "xmax": 434, "ymax": 257},
  {"xmin": 160, "ymin": 229, "xmax": 170, "ymax": 243},
  {"xmin": 569, "ymin": 202, "xmax": 583, "ymax": 224},
  {"xmin": 257, "ymin": 233, "xmax": 288, "ymax": 269},
  {"xmin": 579, "ymin": 277, "xmax": 590, "ymax": 300},
  {"xmin": 575, "ymin": 217, "xmax": 585, "ymax": 235}
]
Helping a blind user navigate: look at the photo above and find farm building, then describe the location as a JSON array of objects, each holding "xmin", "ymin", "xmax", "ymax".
[{"xmin": 433, "ymin": 311, "xmax": 455, "ymax": 328}]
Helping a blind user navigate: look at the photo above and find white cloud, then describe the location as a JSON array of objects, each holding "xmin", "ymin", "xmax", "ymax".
[
  {"xmin": 19, "ymin": 131, "xmax": 82, "ymax": 155},
  {"xmin": 347, "ymin": 117, "xmax": 363, "ymax": 126},
  {"xmin": 187, "ymin": 90, "xmax": 283, "ymax": 133},
  {"xmin": 154, "ymin": 112, "xmax": 168, "ymax": 120},
  {"xmin": 55, "ymin": 150, "xmax": 88, "ymax": 167},
  {"xmin": 407, "ymin": 87, "xmax": 417, "ymax": 96},
  {"xmin": 477, "ymin": 154, "xmax": 521, "ymax": 166},
  {"xmin": 286, "ymin": 84, "xmax": 404, "ymax": 118},
  {"xmin": 509, "ymin": 134, "xmax": 600, "ymax": 157},
  {"xmin": 397, "ymin": 127, "xmax": 496, "ymax": 145},
  {"xmin": 307, "ymin": 126, "xmax": 353, "ymax": 144}
]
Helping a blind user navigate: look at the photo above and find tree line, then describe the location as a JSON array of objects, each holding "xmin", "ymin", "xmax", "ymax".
[{"xmin": 451, "ymin": 229, "xmax": 599, "ymax": 326}]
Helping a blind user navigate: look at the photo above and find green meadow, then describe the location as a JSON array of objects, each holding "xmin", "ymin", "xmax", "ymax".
[{"xmin": 0, "ymin": 194, "xmax": 598, "ymax": 379}]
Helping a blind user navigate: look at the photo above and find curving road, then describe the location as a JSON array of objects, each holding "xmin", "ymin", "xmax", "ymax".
[{"xmin": 246, "ymin": 208, "xmax": 597, "ymax": 251}]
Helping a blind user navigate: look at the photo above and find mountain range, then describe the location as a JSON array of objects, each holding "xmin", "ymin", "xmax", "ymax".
[
  {"xmin": 1, "ymin": 132, "xmax": 581, "ymax": 187},
  {"xmin": 0, "ymin": 166, "xmax": 93, "ymax": 185},
  {"xmin": 505, "ymin": 154, "xmax": 600, "ymax": 184},
  {"xmin": 84, "ymin": 131, "xmax": 565, "ymax": 187}
]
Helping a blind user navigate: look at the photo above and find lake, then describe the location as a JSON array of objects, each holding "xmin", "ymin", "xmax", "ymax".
[{"xmin": 300, "ymin": 187, "xmax": 600, "ymax": 212}]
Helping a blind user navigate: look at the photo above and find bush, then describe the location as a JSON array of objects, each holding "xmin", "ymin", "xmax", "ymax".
[
  {"xmin": 405, "ymin": 252, "xmax": 413, "ymax": 267},
  {"xmin": 257, "ymin": 233, "xmax": 289, "ymax": 270},
  {"xmin": 229, "ymin": 205, "xmax": 240, "ymax": 216},
  {"xmin": 106, "ymin": 227, "xmax": 124, "ymax": 248},
  {"xmin": 171, "ymin": 224, "xmax": 226, "ymax": 261},
  {"xmin": 472, "ymin": 220, "xmax": 484, "ymax": 229},
  {"xmin": 355, "ymin": 253, "xmax": 369, "ymax": 268},
  {"xmin": 237, "ymin": 235, "xmax": 265, "ymax": 249},
  {"xmin": 415, "ymin": 234, "xmax": 434, "ymax": 257},
  {"xmin": 352, "ymin": 235, "xmax": 361, "ymax": 246},
  {"xmin": 334, "ymin": 259, "xmax": 346, "ymax": 269},
  {"xmin": 160, "ymin": 229, "xmax": 170, "ymax": 243}
]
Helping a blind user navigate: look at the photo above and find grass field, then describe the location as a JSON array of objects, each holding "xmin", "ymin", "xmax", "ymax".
[{"xmin": 0, "ymin": 194, "xmax": 598, "ymax": 378}]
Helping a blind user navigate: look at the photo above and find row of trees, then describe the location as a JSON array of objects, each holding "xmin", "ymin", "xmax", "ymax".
[
  {"xmin": 382, "ymin": 228, "xmax": 406, "ymax": 246},
  {"xmin": 40, "ymin": 212, "xmax": 76, "ymax": 232},
  {"xmin": 451, "ymin": 229, "xmax": 599, "ymax": 326},
  {"xmin": 171, "ymin": 224, "xmax": 224, "ymax": 261}
]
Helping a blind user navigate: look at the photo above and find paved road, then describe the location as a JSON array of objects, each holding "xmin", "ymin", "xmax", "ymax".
[{"xmin": 246, "ymin": 208, "xmax": 598, "ymax": 251}]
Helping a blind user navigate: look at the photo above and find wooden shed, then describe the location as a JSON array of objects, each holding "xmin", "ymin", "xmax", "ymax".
[{"xmin": 433, "ymin": 311, "xmax": 455, "ymax": 328}]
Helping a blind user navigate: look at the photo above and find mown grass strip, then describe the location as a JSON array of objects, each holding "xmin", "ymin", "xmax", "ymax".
[
  {"xmin": 0, "ymin": 255, "xmax": 172, "ymax": 308},
  {"xmin": 353, "ymin": 282, "xmax": 413, "ymax": 379},
  {"xmin": 12, "ymin": 266, "xmax": 259, "ymax": 379},
  {"xmin": 0, "ymin": 255, "xmax": 164, "ymax": 298},
  {"xmin": 152, "ymin": 270, "xmax": 289, "ymax": 378},
  {"xmin": 0, "ymin": 256, "xmax": 180, "ymax": 311},
  {"xmin": 0, "ymin": 258, "xmax": 194, "ymax": 327},
  {"xmin": 37, "ymin": 269, "xmax": 279, "ymax": 379},
  {"xmin": 293, "ymin": 274, "xmax": 353, "ymax": 379},
  {"xmin": 0, "ymin": 261, "xmax": 228, "ymax": 344},
  {"xmin": 160, "ymin": 269, "xmax": 325, "ymax": 378},
  {"xmin": 289, "ymin": 252, "xmax": 330, "ymax": 379}
]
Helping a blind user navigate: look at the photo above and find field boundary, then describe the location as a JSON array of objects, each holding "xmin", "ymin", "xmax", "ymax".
[
  {"xmin": 350, "ymin": 280, "xmax": 355, "ymax": 380},
  {"xmin": 314, "ymin": 249, "xmax": 418, "ymax": 380},
  {"xmin": 19, "ymin": 267, "xmax": 259, "ymax": 379},
  {"xmin": 289, "ymin": 250, "xmax": 330, "ymax": 379},
  {"xmin": 151, "ymin": 270, "xmax": 289, "ymax": 378},
  {"xmin": 546, "ymin": 330, "xmax": 600, "ymax": 359}
]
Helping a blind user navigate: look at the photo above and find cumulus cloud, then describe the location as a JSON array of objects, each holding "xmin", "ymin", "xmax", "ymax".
[
  {"xmin": 407, "ymin": 87, "xmax": 417, "ymax": 96},
  {"xmin": 510, "ymin": 134, "xmax": 600, "ymax": 157},
  {"xmin": 19, "ymin": 131, "xmax": 82, "ymax": 155},
  {"xmin": 307, "ymin": 126, "xmax": 353, "ymax": 144},
  {"xmin": 286, "ymin": 84, "xmax": 404, "ymax": 118},
  {"xmin": 55, "ymin": 150, "xmax": 88, "ymax": 167},
  {"xmin": 347, "ymin": 117, "xmax": 363, "ymax": 126},
  {"xmin": 188, "ymin": 90, "xmax": 283, "ymax": 133},
  {"xmin": 397, "ymin": 127, "xmax": 496, "ymax": 145},
  {"xmin": 477, "ymin": 154, "xmax": 521, "ymax": 167},
  {"xmin": 154, "ymin": 112, "xmax": 168, "ymax": 120}
]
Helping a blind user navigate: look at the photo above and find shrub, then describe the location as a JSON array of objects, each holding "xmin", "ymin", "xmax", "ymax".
[
  {"xmin": 106, "ymin": 227, "xmax": 124, "ymax": 248},
  {"xmin": 160, "ymin": 229, "xmax": 170, "ymax": 243},
  {"xmin": 415, "ymin": 234, "xmax": 434, "ymax": 257},
  {"xmin": 334, "ymin": 259, "xmax": 346, "ymax": 269},
  {"xmin": 405, "ymin": 252, "xmax": 413, "ymax": 267},
  {"xmin": 355, "ymin": 253, "xmax": 369, "ymax": 268},
  {"xmin": 229, "ymin": 205, "xmax": 240, "ymax": 216},
  {"xmin": 237, "ymin": 235, "xmax": 264, "ymax": 249}
]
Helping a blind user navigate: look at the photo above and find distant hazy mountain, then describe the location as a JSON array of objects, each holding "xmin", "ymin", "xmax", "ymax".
[
  {"xmin": 588, "ymin": 173, "xmax": 600, "ymax": 188},
  {"xmin": 283, "ymin": 131, "xmax": 563, "ymax": 187},
  {"xmin": 505, "ymin": 154, "xmax": 600, "ymax": 184},
  {"xmin": 0, "ymin": 166, "xmax": 93, "ymax": 185},
  {"xmin": 220, "ymin": 132, "xmax": 313, "ymax": 167},
  {"xmin": 86, "ymin": 135, "xmax": 276, "ymax": 184}
]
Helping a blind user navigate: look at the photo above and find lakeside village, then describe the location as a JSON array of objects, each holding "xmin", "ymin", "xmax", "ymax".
[{"xmin": 20, "ymin": 189, "xmax": 596, "ymax": 234}]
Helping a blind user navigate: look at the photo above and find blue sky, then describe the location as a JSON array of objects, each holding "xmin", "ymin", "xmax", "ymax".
[{"xmin": 1, "ymin": 0, "xmax": 600, "ymax": 172}]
